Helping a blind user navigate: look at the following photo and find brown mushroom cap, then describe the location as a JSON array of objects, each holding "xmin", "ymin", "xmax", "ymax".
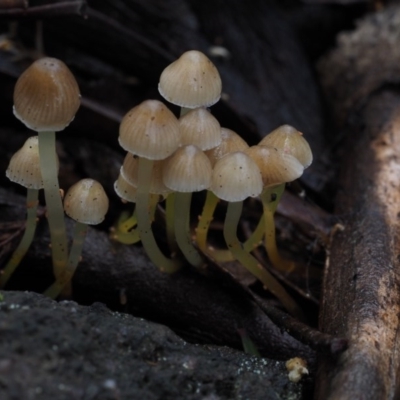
[
  {"xmin": 13, "ymin": 57, "xmax": 81, "ymax": 132},
  {"xmin": 244, "ymin": 145, "xmax": 304, "ymax": 188},
  {"xmin": 205, "ymin": 127, "xmax": 249, "ymax": 167},
  {"xmin": 119, "ymin": 100, "xmax": 180, "ymax": 160},
  {"xmin": 259, "ymin": 125, "xmax": 313, "ymax": 168},
  {"xmin": 179, "ymin": 107, "xmax": 222, "ymax": 151},
  {"xmin": 163, "ymin": 145, "xmax": 212, "ymax": 192},
  {"xmin": 158, "ymin": 50, "xmax": 222, "ymax": 108},
  {"xmin": 211, "ymin": 151, "xmax": 263, "ymax": 202},
  {"xmin": 64, "ymin": 179, "xmax": 109, "ymax": 225},
  {"xmin": 120, "ymin": 153, "xmax": 171, "ymax": 196},
  {"xmin": 6, "ymin": 136, "xmax": 53, "ymax": 189},
  {"xmin": 114, "ymin": 169, "xmax": 138, "ymax": 203}
]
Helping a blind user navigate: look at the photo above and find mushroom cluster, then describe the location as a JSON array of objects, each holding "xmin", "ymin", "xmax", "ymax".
[
  {"xmin": 113, "ymin": 50, "xmax": 313, "ymax": 315},
  {"xmin": 3, "ymin": 57, "xmax": 109, "ymax": 298}
]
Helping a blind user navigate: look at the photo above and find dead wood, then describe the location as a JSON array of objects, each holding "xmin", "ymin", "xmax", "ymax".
[{"xmin": 316, "ymin": 6, "xmax": 400, "ymax": 399}]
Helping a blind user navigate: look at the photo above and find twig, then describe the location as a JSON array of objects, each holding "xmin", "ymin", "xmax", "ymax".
[{"xmin": 0, "ymin": 0, "xmax": 87, "ymax": 19}]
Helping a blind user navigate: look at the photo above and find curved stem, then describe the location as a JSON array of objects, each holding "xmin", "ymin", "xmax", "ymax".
[
  {"xmin": 0, "ymin": 188, "xmax": 38, "ymax": 288},
  {"xmin": 223, "ymin": 201, "xmax": 303, "ymax": 318},
  {"xmin": 261, "ymin": 184, "xmax": 295, "ymax": 272},
  {"xmin": 137, "ymin": 157, "xmax": 181, "ymax": 273},
  {"xmin": 195, "ymin": 190, "xmax": 219, "ymax": 255},
  {"xmin": 175, "ymin": 192, "xmax": 203, "ymax": 267},
  {"xmin": 196, "ymin": 191, "xmax": 264, "ymax": 262},
  {"xmin": 38, "ymin": 131, "xmax": 68, "ymax": 277},
  {"xmin": 43, "ymin": 222, "xmax": 87, "ymax": 299},
  {"xmin": 118, "ymin": 208, "xmax": 137, "ymax": 233},
  {"xmin": 165, "ymin": 192, "xmax": 179, "ymax": 255}
]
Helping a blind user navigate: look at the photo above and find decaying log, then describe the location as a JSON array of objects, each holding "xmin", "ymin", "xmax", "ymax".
[{"xmin": 316, "ymin": 6, "xmax": 400, "ymax": 399}]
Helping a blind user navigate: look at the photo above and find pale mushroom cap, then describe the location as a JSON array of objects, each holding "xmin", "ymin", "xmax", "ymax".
[
  {"xmin": 211, "ymin": 152, "xmax": 263, "ymax": 202},
  {"xmin": 6, "ymin": 136, "xmax": 47, "ymax": 189},
  {"xmin": 64, "ymin": 179, "xmax": 109, "ymax": 225},
  {"xmin": 259, "ymin": 125, "xmax": 313, "ymax": 168},
  {"xmin": 158, "ymin": 50, "xmax": 222, "ymax": 108},
  {"xmin": 179, "ymin": 107, "xmax": 222, "ymax": 150},
  {"xmin": 119, "ymin": 100, "xmax": 180, "ymax": 160},
  {"xmin": 114, "ymin": 169, "xmax": 138, "ymax": 203},
  {"xmin": 163, "ymin": 145, "xmax": 212, "ymax": 192},
  {"xmin": 121, "ymin": 153, "xmax": 171, "ymax": 195},
  {"xmin": 245, "ymin": 145, "xmax": 304, "ymax": 188},
  {"xmin": 205, "ymin": 127, "xmax": 249, "ymax": 166},
  {"xmin": 13, "ymin": 57, "xmax": 81, "ymax": 132}
]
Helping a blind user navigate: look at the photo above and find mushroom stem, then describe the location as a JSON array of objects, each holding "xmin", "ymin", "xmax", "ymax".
[
  {"xmin": 180, "ymin": 107, "xmax": 192, "ymax": 117},
  {"xmin": 223, "ymin": 200, "xmax": 303, "ymax": 318},
  {"xmin": 137, "ymin": 157, "xmax": 181, "ymax": 273},
  {"xmin": 195, "ymin": 190, "xmax": 219, "ymax": 255},
  {"xmin": 38, "ymin": 131, "xmax": 68, "ymax": 277},
  {"xmin": 0, "ymin": 188, "xmax": 38, "ymax": 288},
  {"xmin": 174, "ymin": 192, "xmax": 203, "ymax": 267},
  {"xmin": 165, "ymin": 192, "xmax": 179, "ymax": 255},
  {"xmin": 43, "ymin": 221, "xmax": 88, "ymax": 299},
  {"xmin": 260, "ymin": 184, "xmax": 295, "ymax": 272},
  {"xmin": 111, "ymin": 209, "xmax": 140, "ymax": 245},
  {"xmin": 196, "ymin": 191, "xmax": 264, "ymax": 262},
  {"xmin": 117, "ymin": 208, "xmax": 137, "ymax": 233}
]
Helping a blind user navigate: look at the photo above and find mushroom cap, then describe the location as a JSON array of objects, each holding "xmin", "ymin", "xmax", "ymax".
[
  {"xmin": 6, "ymin": 136, "xmax": 51, "ymax": 190},
  {"xmin": 245, "ymin": 145, "xmax": 304, "ymax": 187},
  {"xmin": 119, "ymin": 100, "xmax": 180, "ymax": 160},
  {"xmin": 163, "ymin": 145, "xmax": 212, "ymax": 192},
  {"xmin": 64, "ymin": 179, "xmax": 109, "ymax": 225},
  {"xmin": 158, "ymin": 50, "xmax": 222, "ymax": 108},
  {"xmin": 211, "ymin": 152, "xmax": 263, "ymax": 202},
  {"xmin": 13, "ymin": 57, "xmax": 81, "ymax": 132},
  {"xmin": 121, "ymin": 153, "xmax": 171, "ymax": 196},
  {"xmin": 179, "ymin": 107, "xmax": 222, "ymax": 151},
  {"xmin": 205, "ymin": 127, "xmax": 249, "ymax": 166},
  {"xmin": 114, "ymin": 169, "xmax": 138, "ymax": 203},
  {"xmin": 259, "ymin": 125, "xmax": 313, "ymax": 168}
]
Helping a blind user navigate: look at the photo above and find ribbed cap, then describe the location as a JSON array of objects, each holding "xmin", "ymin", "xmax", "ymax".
[
  {"xmin": 13, "ymin": 57, "xmax": 80, "ymax": 132},
  {"xmin": 6, "ymin": 136, "xmax": 49, "ymax": 189},
  {"xmin": 158, "ymin": 50, "xmax": 222, "ymax": 108},
  {"xmin": 205, "ymin": 127, "xmax": 249, "ymax": 166},
  {"xmin": 64, "ymin": 179, "xmax": 109, "ymax": 225},
  {"xmin": 114, "ymin": 169, "xmax": 138, "ymax": 203},
  {"xmin": 179, "ymin": 107, "xmax": 221, "ymax": 150},
  {"xmin": 120, "ymin": 153, "xmax": 171, "ymax": 196},
  {"xmin": 259, "ymin": 125, "xmax": 313, "ymax": 168},
  {"xmin": 211, "ymin": 152, "xmax": 262, "ymax": 202},
  {"xmin": 163, "ymin": 145, "xmax": 212, "ymax": 192},
  {"xmin": 119, "ymin": 100, "xmax": 180, "ymax": 160},
  {"xmin": 245, "ymin": 145, "xmax": 304, "ymax": 187}
]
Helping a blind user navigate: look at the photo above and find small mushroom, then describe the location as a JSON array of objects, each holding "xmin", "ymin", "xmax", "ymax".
[
  {"xmin": 1, "ymin": 136, "xmax": 48, "ymax": 287},
  {"xmin": 13, "ymin": 57, "xmax": 81, "ymax": 278},
  {"xmin": 44, "ymin": 179, "xmax": 109, "ymax": 299}
]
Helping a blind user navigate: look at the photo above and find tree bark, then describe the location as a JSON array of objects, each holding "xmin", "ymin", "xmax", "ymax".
[{"xmin": 316, "ymin": 5, "xmax": 400, "ymax": 399}]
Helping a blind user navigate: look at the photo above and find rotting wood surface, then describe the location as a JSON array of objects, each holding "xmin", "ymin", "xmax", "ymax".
[{"xmin": 317, "ymin": 5, "xmax": 400, "ymax": 399}]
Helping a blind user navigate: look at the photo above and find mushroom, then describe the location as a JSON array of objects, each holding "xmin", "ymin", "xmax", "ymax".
[
  {"xmin": 196, "ymin": 128, "xmax": 249, "ymax": 254},
  {"xmin": 1, "ymin": 136, "xmax": 48, "ymax": 287},
  {"xmin": 13, "ymin": 57, "xmax": 81, "ymax": 277},
  {"xmin": 43, "ymin": 179, "xmax": 109, "ymax": 299},
  {"xmin": 245, "ymin": 145, "xmax": 304, "ymax": 272},
  {"xmin": 119, "ymin": 100, "xmax": 181, "ymax": 273},
  {"xmin": 158, "ymin": 50, "xmax": 222, "ymax": 115},
  {"xmin": 209, "ymin": 151, "xmax": 302, "ymax": 317},
  {"xmin": 162, "ymin": 145, "xmax": 212, "ymax": 267}
]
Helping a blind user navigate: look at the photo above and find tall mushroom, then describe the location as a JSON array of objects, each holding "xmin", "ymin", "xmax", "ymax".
[
  {"xmin": 13, "ymin": 57, "xmax": 81, "ymax": 277},
  {"xmin": 118, "ymin": 100, "xmax": 181, "ymax": 273}
]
